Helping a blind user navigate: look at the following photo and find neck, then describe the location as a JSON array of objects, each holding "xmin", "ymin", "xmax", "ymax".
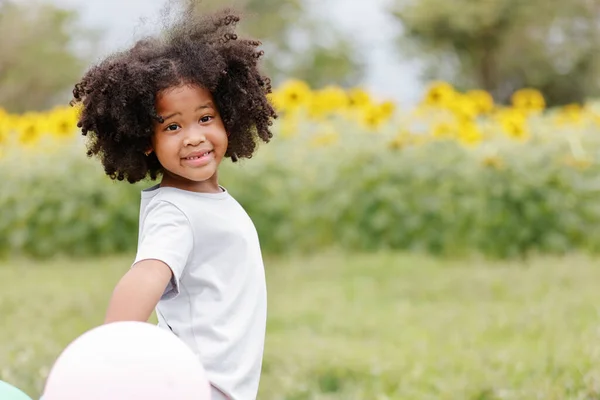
[{"xmin": 159, "ymin": 172, "xmax": 222, "ymax": 193}]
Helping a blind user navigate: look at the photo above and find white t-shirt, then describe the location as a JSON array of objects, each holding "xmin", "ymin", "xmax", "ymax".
[{"xmin": 132, "ymin": 184, "xmax": 267, "ymax": 400}]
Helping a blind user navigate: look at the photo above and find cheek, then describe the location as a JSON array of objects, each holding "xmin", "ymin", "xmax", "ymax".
[
  {"xmin": 150, "ymin": 133, "xmax": 166, "ymax": 153},
  {"xmin": 223, "ymin": 134, "xmax": 229, "ymax": 149},
  {"xmin": 218, "ymin": 134, "xmax": 229, "ymax": 156},
  {"xmin": 213, "ymin": 125, "xmax": 229, "ymax": 154},
  {"xmin": 153, "ymin": 136, "xmax": 179, "ymax": 160}
]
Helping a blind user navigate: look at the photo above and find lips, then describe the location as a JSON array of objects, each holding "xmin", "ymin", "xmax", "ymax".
[
  {"xmin": 181, "ymin": 149, "xmax": 214, "ymax": 167},
  {"xmin": 182, "ymin": 150, "xmax": 213, "ymax": 160}
]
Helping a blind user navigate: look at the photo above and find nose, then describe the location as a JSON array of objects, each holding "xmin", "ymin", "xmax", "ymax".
[{"xmin": 183, "ymin": 125, "xmax": 206, "ymax": 147}]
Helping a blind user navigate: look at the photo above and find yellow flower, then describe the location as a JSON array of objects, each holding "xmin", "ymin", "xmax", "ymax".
[
  {"xmin": 0, "ymin": 108, "xmax": 10, "ymax": 145},
  {"xmin": 379, "ymin": 100, "xmax": 396, "ymax": 120},
  {"xmin": 347, "ymin": 88, "xmax": 372, "ymax": 109},
  {"xmin": 388, "ymin": 130, "xmax": 410, "ymax": 150},
  {"xmin": 481, "ymin": 155, "xmax": 504, "ymax": 170},
  {"xmin": 449, "ymin": 93, "xmax": 479, "ymax": 120},
  {"xmin": 267, "ymin": 92, "xmax": 285, "ymax": 112},
  {"xmin": 275, "ymin": 79, "xmax": 312, "ymax": 112},
  {"xmin": 466, "ymin": 90, "xmax": 495, "ymax": 114},
  {"xmin": 457, "ymin": 121, "xmax": 482, "ymax": 147},
  {"xmin": 48, "ymin": 106, "xmax": 78, "ymax": 138},
  {"xmin": 562, "ymin": 155, "xmax": 592, "ymax": 170},
  {"xmin": 591, "ymin": 112, "xmax": 600, "ymax": 127},
  {"xmin": 310, "ymin": 124, "xmax": 339, "ymax": 147},
  {"xmin": 497, "ymin": 109, "xmax": 530, "ymax": 141},
  {"xmin": 16, "ymin": 114, "xmax": 44, "ymax": 147},
  {"xmin": 556, "ymin": 103, "xmax": 584, "ymax": 126},
  {"xmin": 308, "ymin": 85, "xmax": 348, "ymax": 119},
  {"xmin": 422, "ymin": 81, "xmax": 456, "ymax": 109},
  {"xmin": 511, "ymin": 88, "xmax": 545, "ymax": 113},
  {"xmin": 432, "ymin": 121, "xmax": 456, "ymax": 140},
  {"xmin": 359, "ymin": 103, "xmax": 387, "ymax": 131},
  {"xmin": 71, "ymin": 102, "xmax": 84, "ymax": 119}
]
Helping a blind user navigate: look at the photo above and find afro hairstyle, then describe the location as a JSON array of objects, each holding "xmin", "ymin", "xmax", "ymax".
[{"xmin": 71, "ymin": 4, "xmax": 277, "ymax": 183}]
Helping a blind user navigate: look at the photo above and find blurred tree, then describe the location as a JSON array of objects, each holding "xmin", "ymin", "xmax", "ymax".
[
  {"xmin": 390, "ymin": 0, "xmax": 600, "ymax": 106},
  {"xmin": 0, "ymin": 1, "xmax": 100, "ymax": 113},
  {"xmin": 178, "ymin": 0, "xmax": 365, "ymax": 88}
]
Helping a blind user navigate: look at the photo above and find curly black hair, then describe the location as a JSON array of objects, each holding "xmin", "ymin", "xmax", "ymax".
[{"xmin": 71, "ymin": 4, "xmax": 277, "ymax": 183}]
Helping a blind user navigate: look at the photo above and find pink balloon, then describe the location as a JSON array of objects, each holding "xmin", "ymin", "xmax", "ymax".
[{"xmin": 43, "ymin": 321, "xmax": 211, "ymax": 400}]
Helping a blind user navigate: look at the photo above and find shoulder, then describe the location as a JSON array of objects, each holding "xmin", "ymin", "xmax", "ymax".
[
  {"xmin": 146, "ymin": 195, "xmax": 186, "ymax": 215},
  {"xmin": 142, "ymin": 188, "xmax": 193, "ymax": 219},
  {"xmin": 141, "ymin": 197, "xmax": 192, "ymax": 233}
]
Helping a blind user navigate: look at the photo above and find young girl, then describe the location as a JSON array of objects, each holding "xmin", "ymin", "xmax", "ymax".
[{"xmin": 70, "ymin": 5, "xmax": 277, "ymax": 400}]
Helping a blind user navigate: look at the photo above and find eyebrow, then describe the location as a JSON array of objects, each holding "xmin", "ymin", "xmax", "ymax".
[{"xmin": 161, "ymin": 103, "xmax": 215, "ymax": 122}]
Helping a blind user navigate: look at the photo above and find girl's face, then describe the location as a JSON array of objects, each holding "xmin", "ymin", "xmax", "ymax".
[{"xmin": 151, "ymin": 84, "xmax": 228, "ymax": 193}]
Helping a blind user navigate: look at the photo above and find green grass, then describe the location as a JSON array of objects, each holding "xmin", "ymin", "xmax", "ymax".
[{"xmin": 1, "ymin": 252, "xmax": 600, "ymax": 399}]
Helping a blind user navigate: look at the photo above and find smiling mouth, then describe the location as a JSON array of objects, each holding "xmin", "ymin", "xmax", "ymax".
[{"xmin": 183, "ymin": 150, "xmax": 212, "ymax": 160}]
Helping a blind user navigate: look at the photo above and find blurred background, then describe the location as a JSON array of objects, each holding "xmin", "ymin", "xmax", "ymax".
[{"xmin": 2, "ymin": 0, "xmax": 600, "ymax": 399}]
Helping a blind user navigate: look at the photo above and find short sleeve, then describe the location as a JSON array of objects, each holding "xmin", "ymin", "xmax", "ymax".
[{"xmin": 133, "ymin": 200, "xmax": 193, "ymax": 300}]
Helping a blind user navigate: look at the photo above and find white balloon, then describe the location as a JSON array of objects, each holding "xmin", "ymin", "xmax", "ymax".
[{"xmin": 43, "ymin": 321, "xmax": 211, "ymax": 400}]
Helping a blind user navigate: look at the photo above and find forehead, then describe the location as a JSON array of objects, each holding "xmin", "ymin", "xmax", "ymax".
[{"xmin": 155, "ymin": 84, "xmax": 214, "ymax": 112}]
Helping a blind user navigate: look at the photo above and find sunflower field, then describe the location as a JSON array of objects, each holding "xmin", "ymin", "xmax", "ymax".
[{"xmin": 2, "ymin": 80, "xmax": 600, "ymax": 259}]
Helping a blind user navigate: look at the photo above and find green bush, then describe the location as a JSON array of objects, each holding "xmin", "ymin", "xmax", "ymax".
[{"xmin": 1, "ymin": 120, "xmax": 600, "ymax": 260}]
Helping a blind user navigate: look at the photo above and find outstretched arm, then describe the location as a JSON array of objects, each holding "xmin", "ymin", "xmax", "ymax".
[{"xmin": 104, "ymin": 259, "xmax": 173, "ymax": 324}]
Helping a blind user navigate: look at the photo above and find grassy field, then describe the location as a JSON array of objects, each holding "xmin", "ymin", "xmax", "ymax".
[{"xmin": 1, "ymin": 251, "xmax": 600, "ymax": 400}]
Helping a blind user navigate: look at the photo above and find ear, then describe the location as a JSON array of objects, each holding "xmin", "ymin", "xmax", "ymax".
[{"xmin": 144, "ymin": 148, "xmax": 153, "ymax": 156}]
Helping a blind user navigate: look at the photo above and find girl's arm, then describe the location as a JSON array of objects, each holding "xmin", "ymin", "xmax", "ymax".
[{"xmin": 104, "ymin": 259, "xmax": 173, "ymax": 324}]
